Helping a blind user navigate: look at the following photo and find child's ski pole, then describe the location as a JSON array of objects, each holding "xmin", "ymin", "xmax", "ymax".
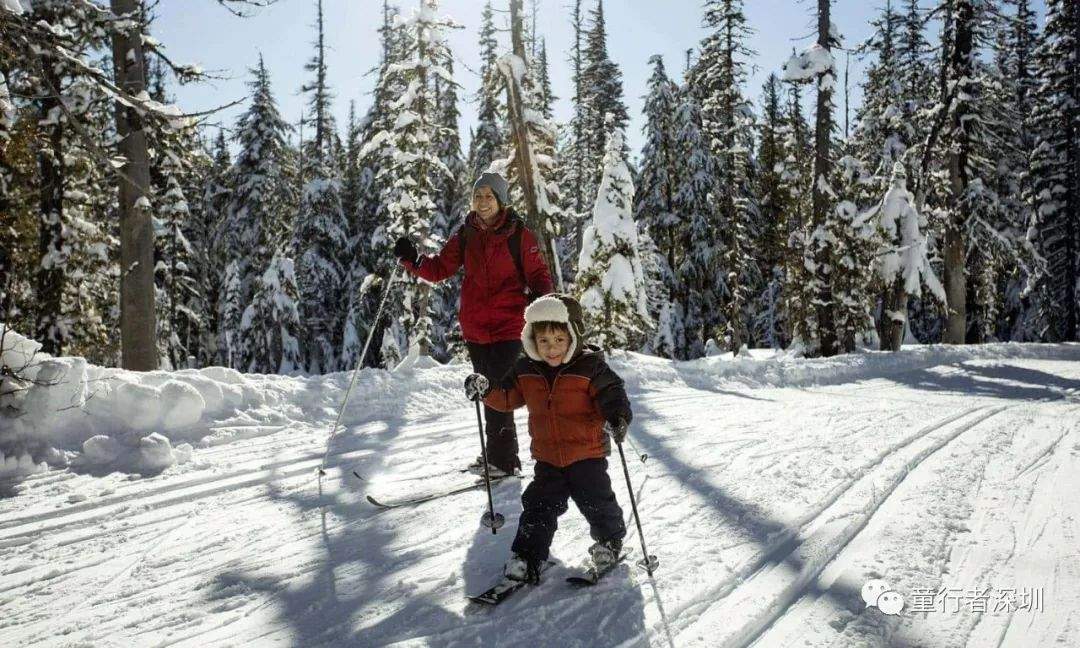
[{"xmin": 616, "ymin": 434, "xmax": 658, "ymax": 574}]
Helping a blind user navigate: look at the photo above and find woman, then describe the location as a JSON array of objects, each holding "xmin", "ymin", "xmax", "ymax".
[{"xmin": 394, "ymin": 172, "xmax": 554, "ymax": 476}]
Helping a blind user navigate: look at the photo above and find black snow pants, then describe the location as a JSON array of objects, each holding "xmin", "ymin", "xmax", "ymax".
[
  {"xmin": 466, "ymin": 339, "xmax": 522, "ymax": 473},
  {"xmin": 511, "ymin": 458, "xmax": 626, "ymax": 561}
]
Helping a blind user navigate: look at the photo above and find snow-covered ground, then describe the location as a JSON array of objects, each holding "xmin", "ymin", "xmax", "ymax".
[{"xmin": 2, "ymin": 340, "xmax": 1079, "ymax": 647}]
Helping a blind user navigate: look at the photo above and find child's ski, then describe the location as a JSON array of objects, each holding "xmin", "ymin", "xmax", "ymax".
[
  {"xmin": 365, "ymin": 474, "xmax": 519, "ymax": 509},
  {"xmin": 565, "ymin": 552, "xmax": 629, "ymax": 587},
  {"xmin": 467, "ymin": 561, "xmax": 555, "ymax": 606}
]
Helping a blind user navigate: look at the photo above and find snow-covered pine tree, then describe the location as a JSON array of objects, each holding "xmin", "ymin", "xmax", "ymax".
[
  {"xmin": 535, "ymin": 39, "xmax": 555, "ymax": 122},
  {"xmin": 779, "ymin": 76, "xmax": 817, "ymax": 351},
  {"xmin": 690, "ymin": 0, "xmax": 760, "ymax": 353},
  {"xmin": 898, "ymin": 0, "xmax": 933, "ymax": 158},
  {"xmin": 556, "ymin": 0, "xmax": 590, "ymax": 283},
  {"xmin": 782, "ymin": 0, "xmax": 842, "ymax": 356},
  {"xmin": 634, "ymin": 55, "xmax": 683, "ymax": 356},
  {"xmin": 1029, "ymin": 0, "xmax": 1079, "ymax": 341},
  {"xmin": 855, "ymin": 0, "xmax": 908, "ymax": 194},
  {"xmin": 370, "ymin": 0, "xmax": 458, "ymax": 363},
  {"xmin": 635, "ymin": 56, "xmax": 681, "ymax": 291},
  {"xmin": 224, "ymin": 56, "xmax": 293, "ymax": 370},
  {"xmin": 581, "ymin": 0, "xmax": 628, "ymax": 194},
  {"xmin": 201, "ymin": 130, "xmax": 231, "ymax": 366},
  {"xmin": 577, "ymin": 125, "xmax": 651, "ymax": 350},
  {"xmin": 430, "ymin": 54, "xmax": 467, "ymax": 362},
  {"xmin": 831, "ymin": 152, "xmax": 881, "ymax": 351},
  {"xmin": 147, "ymin": 60, "xmax": 207, "ymax": 369},
  {"xmin": 154, "ymin": 152, "xmax": 201, "ymax": 370},
  {"xmin": 875, "ymin": 162, "xmax": 947, "ymax": 350},
  {"xmin": 467, "ymin": 0, "xmax": 505, "ymax": 179},
  {"xmin": 754, "ymin": 74, "xmax": 793, "ymax": 348},
  {"xmin": 293, "ymin": 0, "xmax": 347, "ymax": 375},
  {"xmin": 913, "ymin": 0, "xmax": 1003, "ymax": 344},
  {"xmin": 241, "ymin": 254, "xmax": 303, "ymax": 374},
  {"xmin": 671, "ymin": 90, "xmax": 723, "ymax": 358},
  {"xmin": 344, "ymin": 2, "xmax": 403, "ymax": 370}
]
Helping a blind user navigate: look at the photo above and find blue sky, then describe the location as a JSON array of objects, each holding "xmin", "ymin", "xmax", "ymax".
[{"xmin": 154, "ymin": 0, "xmax": 1044, "ymax": 161}]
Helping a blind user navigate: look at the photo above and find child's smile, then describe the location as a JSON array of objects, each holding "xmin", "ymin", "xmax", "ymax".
[{"xmin": 535, "ymin": 331, "xmax": 570, "ymax": 367}]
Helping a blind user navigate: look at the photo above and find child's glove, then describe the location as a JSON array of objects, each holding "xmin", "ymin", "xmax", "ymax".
[
  {"xmin": 605, "ymin": 417, "xmax": 629, "ymax": 443},
  {"xmin": 464, "ymin": 373, "xmax": 491, "ymax": 401},
  {"xmin": 393, "ymin": 237, "xmax": 419, "ymax": 265}
]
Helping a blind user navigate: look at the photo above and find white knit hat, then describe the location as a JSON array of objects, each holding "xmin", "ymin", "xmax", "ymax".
[{"xmin": 521, "ymin": 293, "xmax": 586, "ymax": 364}]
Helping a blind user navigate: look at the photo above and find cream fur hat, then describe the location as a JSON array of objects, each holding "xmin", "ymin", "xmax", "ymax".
[{"xmin": 521, "ymin": 293, "xmax": 586, "ymax": 364}]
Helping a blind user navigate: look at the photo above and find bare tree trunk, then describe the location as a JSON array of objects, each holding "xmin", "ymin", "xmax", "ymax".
[
  {"xmin": 883, "ymin": 278, "xmax": 907, "ymax": 351},
  {"xmin": 504, "ymin": 0, "xmax": 558, "ymax": 281},
  {"xmin": 111, "ymin": 0, "xmax": 157, "ymax": 370},
  {"xmin": 36, "ymin": 62, "xmax": 65, "ymax": 355},
  {"xmin": 811, "ymin": 0, "xmax": 837, "ymax": 356},
  {"xmin": 943, "ymin": 1, "xmax": 973, "ymax": 345}
]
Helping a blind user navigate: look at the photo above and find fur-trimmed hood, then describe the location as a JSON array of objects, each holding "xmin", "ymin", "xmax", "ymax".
[{"xmin": 521, "ymin": 293, "xmax": 586, "ymax": 364}]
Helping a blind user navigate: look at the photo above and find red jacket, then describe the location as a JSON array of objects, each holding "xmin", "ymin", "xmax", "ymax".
[{"xmin": 401, "ymin": 209, "xmax": 554, "ymax": 344}]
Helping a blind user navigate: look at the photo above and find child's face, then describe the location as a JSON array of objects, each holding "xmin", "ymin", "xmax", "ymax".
[{"xmin": 535, "ymin": 328, "xmax": 570, "ymax": 367}]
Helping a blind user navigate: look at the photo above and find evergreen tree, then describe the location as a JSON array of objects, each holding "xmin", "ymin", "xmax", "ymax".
[
  {"xmin": 635, "ymin": 56, "xmax": 681, "ymax": 281},
  {"xmin": 671, "ymin": 90, "xmax": 723, "ymax": 358},
  {"xmin": 202, "ymin": 130, "xmax": 231, "ymax": 366},
  {"xmin": 468, "ymin": 0, "xmax": 505, "ymax": 178},
  {"xmin": 874, "ymin": 162, "xmax": 947, "ymax": 349},
  {"xmin": 754, "ymin": 74, "xmax": 793, "ymax": 348},
  {"xmin": 225, "ymin": 56, "xmax": 293, "ymax": 369},
  {"xmin": 293, "ymin": 0, "xmax": 347, "ymax": 374},
  {"xmin": 691, "ymin": 0, "xmax": 760, "ymax": 353},
  {"xmin": 557, "ymin": 0, "xmax": 590, "ymax": 282},
  {"xmin": 784, "ymin": 0, "xmax": 843, "ymax": 355},
  {"xmin": 577, "ymin": 126, "xmax": 651, "ymax": 349},
  {"xmin": 241, "ymin": 254, "xmax": 303, "ymax": 374},
  {"xmin": 581, "ymin": 0, "xmax": 628, "ymax": 195},
  {"xmin": 372, "ymin": 0, "xmax": 458, "ymax": 362},
  {"xmin": 1030, "ymin": 0, "xmax": 1079, "ymax": 340}
]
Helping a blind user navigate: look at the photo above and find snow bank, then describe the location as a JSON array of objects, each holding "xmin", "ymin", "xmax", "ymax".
[
  {"xmin": 0, "ymin": 328, "xmax": 265, "ymax": 478},
  {"xmin": 610, "ymin": 342, "xmax": 1080, "ymax": 394}
]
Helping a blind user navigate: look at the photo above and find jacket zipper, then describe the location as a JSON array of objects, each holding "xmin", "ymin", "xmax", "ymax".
[{"xmin": 542, "ymin": 361, "xmax": 572, "ymax": 467}]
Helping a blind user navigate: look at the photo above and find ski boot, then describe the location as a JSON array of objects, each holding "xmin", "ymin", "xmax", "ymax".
[{"xmin": 588, "ymin": 538, "xmax": 623, "ymax": 571}]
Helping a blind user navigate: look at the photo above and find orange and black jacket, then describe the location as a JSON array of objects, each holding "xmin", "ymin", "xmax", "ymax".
[{"xmin": 483, "ymin": 349, "xmax": 632, "ymax": 468}]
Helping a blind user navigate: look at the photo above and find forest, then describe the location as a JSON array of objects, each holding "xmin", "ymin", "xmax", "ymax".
[{"xmin": 1, "ymin": 0, "xmax": 1077, "ymax": 374}]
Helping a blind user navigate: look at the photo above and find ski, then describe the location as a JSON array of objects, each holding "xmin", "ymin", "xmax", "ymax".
[
  {"xmin": 467, "ymin": 560, "xmax": 555, "ymax": 606},
  {"xmin": 365, "ymin": 474, "xmax": 519, "ymax": 509},
  {"xmin": 566, "ymin": 552, "xmax": 629, "ymax": 587}
]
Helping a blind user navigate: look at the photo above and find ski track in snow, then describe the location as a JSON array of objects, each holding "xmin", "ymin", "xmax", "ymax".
[{"xmin": 2, "ymin": 347, "xmax": 1079, "ymax": 647}]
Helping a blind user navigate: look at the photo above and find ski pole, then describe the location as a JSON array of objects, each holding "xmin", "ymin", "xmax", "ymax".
[
  {"xmin": 319, "ymin": 264, "xmax": 401, "ymax": 479},
  {"xmin": 616, "ymin": 437, "xmax": 658, "ymax": 575},
  {"xmin": 626, "ymin": 434, "xmax": 648, "ymax": 463},
  {"xmin": 471, "ymin": 376, "xmax": 505, "ymax": 534}
]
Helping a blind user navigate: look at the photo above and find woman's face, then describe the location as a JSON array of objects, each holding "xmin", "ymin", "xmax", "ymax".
[
  {"xmin": 472, "ymin": 186, "xmax": 499, "ymax": 222},
  {"xmin": 535, "ymin": 328, "xmax": 570, "ymax": 367}
]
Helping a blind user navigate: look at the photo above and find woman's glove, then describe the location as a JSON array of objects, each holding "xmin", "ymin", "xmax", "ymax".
[
  {"xmin": 604, "ymin": 417, "xmax": 629, "ymax": 443},
  {"xmin": 393, "ymin": 237, "xmax": 419, "ymax": 265},
  {"xmin": 464, "ymin": 373, "xmax": 491, "ymax": 401}
]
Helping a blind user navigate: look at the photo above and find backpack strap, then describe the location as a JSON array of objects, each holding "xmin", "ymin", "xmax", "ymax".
[
  {"xmin": 458, "ymin": 214, "xmax": 531, "ymax": 299},
  {"xmin": 505, "ymin": 218, "xmax": 530, "ymax": 299}
]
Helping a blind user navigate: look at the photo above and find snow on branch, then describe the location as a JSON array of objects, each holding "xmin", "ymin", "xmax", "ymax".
[{"xmin": 782, "ymin": 44, "xmax": 835, "ymax": 83}]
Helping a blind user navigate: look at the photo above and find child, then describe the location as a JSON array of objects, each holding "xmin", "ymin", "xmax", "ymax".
[{"xmin": 464, "ymin": 293, "xmax": 632, "ymax": 583}]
